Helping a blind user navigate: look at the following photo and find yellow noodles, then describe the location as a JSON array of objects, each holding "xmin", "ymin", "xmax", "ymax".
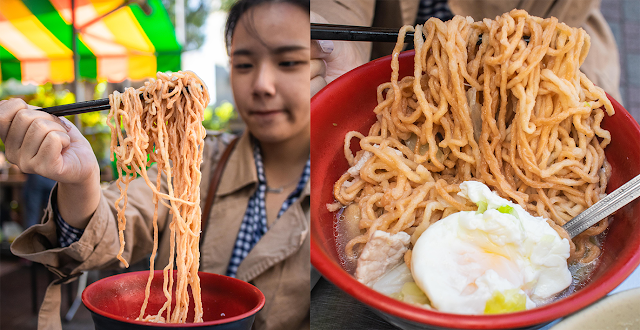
[
  {"xmin": 107, "ymin": 71, "xmax": 208, "ymax": 323},
  {"xmin": 334, "ymin": 10, "xmax": 613, "ymax": 265}
]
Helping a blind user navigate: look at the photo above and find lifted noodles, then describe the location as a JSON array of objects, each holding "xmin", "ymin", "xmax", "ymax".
[{"xmin": 107, "ymin": 71, "xmax": 209, "ymax": 323}]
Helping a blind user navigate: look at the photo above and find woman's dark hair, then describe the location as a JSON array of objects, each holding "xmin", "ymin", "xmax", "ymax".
[{"xmin": 224, "ymin": 0, "xmax": 310, "ymax": 54}]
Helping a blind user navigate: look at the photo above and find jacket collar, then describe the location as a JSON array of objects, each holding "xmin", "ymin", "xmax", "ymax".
[
  {"xmin": 235, "ymin": 178, "xmax": 310, "ymax": 283},
  {"xmin": 216, "ymin": 132, "xmax": 312, "ymax": 199},
  {"xmin": 217, "ymin": 131, "xmax": 258, "ymax": 196}
]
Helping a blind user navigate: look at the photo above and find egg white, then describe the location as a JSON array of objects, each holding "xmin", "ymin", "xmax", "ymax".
[{"xmin": 410, "ymin": 181, "xmax": 572, "ymax": 315}]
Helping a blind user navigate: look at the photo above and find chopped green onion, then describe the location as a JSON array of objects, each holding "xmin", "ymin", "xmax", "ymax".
[
  {"xmin": 497, "ymin": 205, "xmax": 519, "ymax": 219},
  {"xmin": 401, "ymin": 282, "xmax": 430, "ymax": 305},
  {"xmin": 390, "ymin": 292, "xmax": 404, "ymax": 300},
  {"xmin": 476, "ymin": 201, "xmax": 488, "ymax": 214},
  {"xmin": 541, "ymin": 234, "xmax": 555, "ymax": 244},
  {"xmin": 418, "ymin": 143, "xmax": 429, "ymax": 156}
]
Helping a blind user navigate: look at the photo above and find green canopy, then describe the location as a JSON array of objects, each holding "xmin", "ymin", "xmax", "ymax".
[{"xmin": 0, "ymin": 0, "xmax": 181, "ymax": 84}]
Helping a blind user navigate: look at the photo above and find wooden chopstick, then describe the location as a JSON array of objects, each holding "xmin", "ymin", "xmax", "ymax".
[
  {"xmin": 311, "ymin": 23, "xmax": 414, "ymax": 42},
  {"xmin": 40, "ymin": 98, "xmax": 110, "ymax": 117}
]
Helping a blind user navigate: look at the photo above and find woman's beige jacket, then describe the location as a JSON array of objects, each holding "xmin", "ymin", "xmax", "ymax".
[{"xmin": 11, "ymin": 131, "xmax": 310, "ymax": 330}]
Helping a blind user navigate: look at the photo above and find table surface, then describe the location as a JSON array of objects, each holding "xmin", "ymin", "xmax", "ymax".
[{"xmin": 310, "ymin": 264, "xmax": 640, "ymax": 329}]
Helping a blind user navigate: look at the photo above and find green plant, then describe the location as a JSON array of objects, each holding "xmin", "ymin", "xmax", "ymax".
[
  {"xmin": 81, "ymin": 110, "xmax": 111, "ymax": 164},
  {"xmin": 162, "ymin": 0, "xmax": 212, "ymax": 51},
  {"xmin": 94, "ymin": 80, "xmax": 108, "ymax": 100},
  {"xmin": 24, "ymin": 83, "xmax": 75, "ymax": 107},
  {"xmin": 202, "ymin": 101, "xmax": 237, "ymax": 131},
  {"xmin": 219, "ymin": 0, "xmax": 238, "ymax": 11}
]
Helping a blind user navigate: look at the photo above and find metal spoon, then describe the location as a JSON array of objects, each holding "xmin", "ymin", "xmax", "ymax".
[{"xmin": 562, "ymin": 173, "xmax": 640, "ymax": 238}]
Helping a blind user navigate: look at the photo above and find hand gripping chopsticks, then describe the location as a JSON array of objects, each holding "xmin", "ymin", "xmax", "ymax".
[{"xmin": 40, "ymin": 98, "xmax": 110, "ymax": 117}]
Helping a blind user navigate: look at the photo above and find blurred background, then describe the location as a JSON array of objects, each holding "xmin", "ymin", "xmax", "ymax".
[{"xmin": 0, "ymin": 0, "xmax": 242, "ymax": 328}]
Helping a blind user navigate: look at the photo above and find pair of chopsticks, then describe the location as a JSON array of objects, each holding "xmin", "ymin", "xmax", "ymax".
[
  {"xmin": 40, "ymin": 98, "xmax": 110, "ymax": 117},
  {"xmin": 311, "ymin": 23, "xmax": 415, "ymax": 42},
  {"xmin": 311, "ymin": 23, "xmax": 531, "ymax": 44},
  {"xmin": 40, "ymin": 85, "xmax": 193, "ymax": 117}
]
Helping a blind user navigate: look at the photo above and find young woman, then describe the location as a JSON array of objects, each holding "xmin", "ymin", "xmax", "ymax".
[{"xmin": 1, "ymin": 0, "xmax": 310, "ymax": 329}]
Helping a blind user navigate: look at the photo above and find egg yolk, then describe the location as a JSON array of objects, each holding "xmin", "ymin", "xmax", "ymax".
[{"xmin": 484, "ymin": 289, "xmax": 527, "ymax": 314}]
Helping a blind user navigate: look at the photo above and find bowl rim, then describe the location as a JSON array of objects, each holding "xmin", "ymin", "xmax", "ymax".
[
  {"xmin": 310, "ymin": 50, "xmax": 640, "ymax": 329},
  {"xmin": 81, "ymin": 270, "xmax": 266, "ymax": 328}
]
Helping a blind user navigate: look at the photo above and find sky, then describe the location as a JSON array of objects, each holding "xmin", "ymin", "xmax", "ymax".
[{"xmin": 181, "ymin": 9, "xmax": 230, "ymax": 106}]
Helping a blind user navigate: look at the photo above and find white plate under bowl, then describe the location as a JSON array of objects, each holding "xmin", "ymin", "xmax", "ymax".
[{"xmin": 549, "ymin": 287, "xmax": 640, "ymax": 330}]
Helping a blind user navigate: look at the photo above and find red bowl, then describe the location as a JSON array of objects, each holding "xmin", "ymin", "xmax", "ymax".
[
  {"xmin": 310, "ymin": 50, "xmax": 640, "ymax": 329},
  {"xmin": 81, "ymin": 271, "xmax": 265, "ymax": 329}
]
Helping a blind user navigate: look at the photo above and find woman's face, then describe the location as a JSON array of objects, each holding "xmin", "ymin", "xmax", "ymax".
[{"xmin": 229, "ymin": 2, "xmax": 310, "ymax": 145}]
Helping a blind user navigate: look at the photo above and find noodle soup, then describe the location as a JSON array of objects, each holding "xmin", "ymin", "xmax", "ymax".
[
  {"xmin": 327, "ymin": 10, "xmax": 614, "ymax": 315},
  {"xmin": 310, "ymin": 24, "xmax": 640, "ymax": 330}
]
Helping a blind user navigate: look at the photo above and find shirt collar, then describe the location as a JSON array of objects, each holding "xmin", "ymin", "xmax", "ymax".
[
  {"xmin": 217, "ymin": 131, "xmax": 311, "ymax": 197},
  {"xmin": 216, "ymin": 131, "xmax": 311, "ymax": 199}
]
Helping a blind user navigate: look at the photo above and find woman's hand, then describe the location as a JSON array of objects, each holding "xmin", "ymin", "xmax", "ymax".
[
  {"xmin": 311, "ymin": 39, "xmax": 332, "ymax": 97},
  {"xmin": 310, "ymin": 11, "xmax": 370, "ymax": 97},
  {"xmin": 0, "ymin": 98, "xmax": 98, "ymax": 184},
  {"xmin": 0, "ymin": 98, "xmax": 101, "ymax": 229}
]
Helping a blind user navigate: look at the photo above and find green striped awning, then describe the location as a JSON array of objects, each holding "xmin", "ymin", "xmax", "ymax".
[{"xmin": 0, "ymin": 0, "xmax": 181, "ymax": 84}]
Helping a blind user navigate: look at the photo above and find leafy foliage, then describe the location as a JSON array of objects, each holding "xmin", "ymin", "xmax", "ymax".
[
  {"xmin": 24, "ymin": 83, "xmax": 75, "ymax": 108},
  {"xmin": 203, "ymin": 101, "xmax": 237, "ymax": 131},
  {"xmin": 219, "ymin": 0, "xmax": 238, "ymax": 11},
  {"xmin": 161, "ymin": 0, "xmax": 212, "ymax": 51}
]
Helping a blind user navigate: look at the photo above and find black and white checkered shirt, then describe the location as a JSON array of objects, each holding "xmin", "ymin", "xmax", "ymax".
[
  {"xmin": 225, "ymin": 142, "xmax": 310, "ymax": 278},
  {"xmin": 416, "ymin": 0, "xmax": 454, "ymax": 24},
  {"xmin": 53, "ymin": 195, "xmax": 84, "ymax": 248}
]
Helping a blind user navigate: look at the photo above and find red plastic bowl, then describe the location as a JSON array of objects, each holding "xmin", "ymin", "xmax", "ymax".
[
  {"xmin": 81, "ymin": 271, "xmax": 265, "ymax": 329},
  {"xmin": 310, "ymin": 50, "xmax": 640, "ymax": 329}
]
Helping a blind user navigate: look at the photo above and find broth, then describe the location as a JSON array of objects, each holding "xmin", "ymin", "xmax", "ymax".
[{"xmin": 333, "ymin": 204, "xmax": 607, "ymax": 310}]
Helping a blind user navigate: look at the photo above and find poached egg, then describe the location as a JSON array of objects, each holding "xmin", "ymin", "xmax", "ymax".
[{"xmin": 410, "ymin": 181, "xmax": 572, "ymax": 314}]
